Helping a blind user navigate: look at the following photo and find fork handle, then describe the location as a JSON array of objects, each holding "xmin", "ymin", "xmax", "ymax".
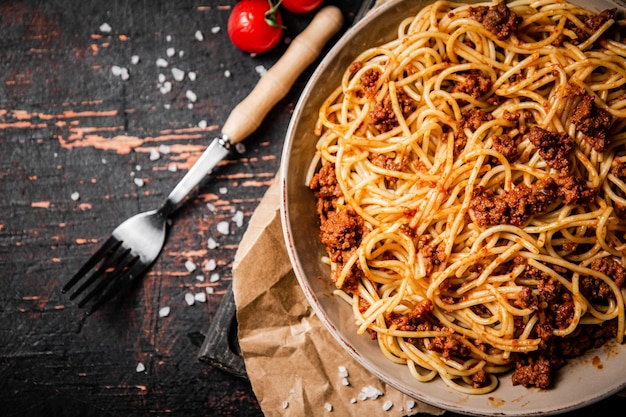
[
  {"xmin": 221, "ymin": 5, "xmax": 344, "ymax": 143},
  {"xmin": 162, "ymin": 7, "xmax": 344, "ymax": 213}
]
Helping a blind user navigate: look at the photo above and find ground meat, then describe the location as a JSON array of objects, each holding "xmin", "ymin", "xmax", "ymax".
[
  {"xmin": 428, "ymin": 334, "xmax": 471, "ymax": 360},
  {"xmin": 455, "ymin": 71, "xmax": 492, "ymax": 98},
  {"xmin": 309, "ymin": 162, "xmax": 343, "ymax": 218},
  {"xmin": 471, "ymin": 178, "xmax": 558, "ymax": 226},
  {"xmin": 349, "ymin": 61, "xmax": 363, "ymax": 75},
  {"xmin": 330, "ymin": 257, "xmax": 361, "ymax": 294},
  {"xmin": 471, "ymin": 369, "xmax": 488, "ymax": 389},
  {"xmin": 369, "ymin": 90, "xmax": 416, "ymax": 132},
  {"xmin": 513, "ymin": 286, "xmax": 538, "ymax": 310},
  {"xmin": 610, "ymin": 159, "xmax": 626, "ymax": 217},
  {"xmin": 571, "ymin": 94, "xmax": 613, "ymax": 152},
  {"xmin": 612, "ymin": 159, "xmax": 626, "ymax": 180},
  {"xmin": 419, "ymin": 240, "xmax": 447, "ymax": 275},
  {"xmin": 319, "ymin": 208, "xmax": 363, "ymax": 257},
  {"xmin": 525, "ymin": 126, "xmax": 573, "ymax": 172},
  {"xmin": 454, "ymin": 108, "xmax": 493, "ymax": 156},
  {"xmin": 556, "ymin": 320, "xmax": 617, "ymax": 357},
  {"xmin": 471, "ymin": 175, "xmax": 596, "ymax": 226},
  {"xmin": 491, "ymin": 133, "xmax": 518, "ymax": 162},
  {"xmin": 360, "ymin": 68, "xmax": 380, "ymax": 97},
  {"xmin": 581, "ymin": 8, "xmax": 617, "ymax": 32},
  {"xmin": 469, "ymin": 1, "xmax": 521, "ymax": 40},
  {"xmin": 370, "ymin": 152, "xmax": 411, "ymax": 186},
  {"xmin": 590, "ymin": 257, "xmax": 626, "ymax": 290},
  {"xmin": 385, "ymin": 299, "xmax": 434, "ymax": 331},
  {"xmin": 553, "ymin": 175, "xmax": 597, "ymax": 205},
  {"xmin": 511, "ymin": 354, "xmax": 555, "ymax": 388}
]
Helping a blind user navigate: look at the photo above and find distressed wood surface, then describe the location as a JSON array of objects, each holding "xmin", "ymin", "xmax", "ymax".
[
  {"xmin": 0, "ymin": 1, "xmax": 361, "ymax": 416},
  {"xmin": 1, "ymin": 1, "xmax": 624, "ymax": 417}
]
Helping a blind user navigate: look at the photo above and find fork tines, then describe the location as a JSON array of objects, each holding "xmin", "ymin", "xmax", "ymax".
[{"xmin": 62, "ymin": 237, "xmax": 145, "ymax": 315}]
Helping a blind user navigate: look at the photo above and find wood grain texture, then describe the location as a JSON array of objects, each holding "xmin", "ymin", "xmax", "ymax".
[
  {"xmin": 0, "ymin": 1, "xmax": 359, "ymax": 416},
  {"xmin": 1, "ymin": 1, "xmax": 624, "ymax": 417}
]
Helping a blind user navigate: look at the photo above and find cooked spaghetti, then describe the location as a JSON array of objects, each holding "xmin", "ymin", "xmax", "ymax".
[{"xmin": 307, "ymin": 0, "xmax": 626, "ymax": 394}]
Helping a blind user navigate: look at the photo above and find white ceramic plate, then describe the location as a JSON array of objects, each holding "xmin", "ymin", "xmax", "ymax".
[{"xmin": 280, "ymin": 0, "xmax": 626, "ymax": 415}]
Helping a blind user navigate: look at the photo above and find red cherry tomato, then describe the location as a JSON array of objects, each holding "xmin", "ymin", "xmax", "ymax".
[
  {"xmin": 280, "ymin": 0, "xmax": 324, "ymax": 14},
  {"xmin": 228, "ymin": 0, "xmax": 284, "ymax": 54}
]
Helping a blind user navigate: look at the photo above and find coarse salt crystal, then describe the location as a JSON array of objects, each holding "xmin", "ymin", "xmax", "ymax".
[
  {"xmin": 232, "ymin": 210, "xmax": 244, "ymax": 228},
  {"xmin": 382, "ymin": 400, "xmax": 393, "ymax": 411},
  {"xmin": 198, "ymin": 120, "xmax": 207, "ymax": 128},
  {"xmin": 160, "ymin": 81, "xmax": 172, "ymax": 94},
  {"xmin": 164, "ymin": 103, "xmax": 171, "ymax": 109},
  {"xmin": 172, "ymin": 67, "xmax": 185, "ymax": 81},
  {"xmin": 406, "ymin": 400, "xmax": 415, "ymax": 410},
  {"xmin": 205, "ymin": 287, "xmax": 214, "ymax": 294},
  {"xmin": 120, "ymin": 67, "xmax": 130, "ymax": 80},
  {"xmin": 134, "ymin": 178, "xmax": 144, "ymax": 187},
  {"xmin": 209, "ymin": 273, "xmax": 220, "ymax": 283},
  {"xmin": 224, "ymin": 70, "xmax": 231, "ymax": 78},
  {"xmin": 338, "ymin": 366, "xmax": 348, "ymax": 378},
  {"xmin": 207, "ymin": 237, "xmax": 218, "ymax": 249},
  {"xmin": 149, "ymin": 149, "xmax": 160, "ymax": 161},
  {"xmin": 206, "ymin": 203, "xmax": 216, "ymax": 212},
  {"xmin": 185, "ymin": 292, "xmax": 195, "ymax": 306},
  {"xmin": 185, "ymin": 90, "xmax": 197, "ymax": 102},
  {"xmin": 156, "ymin": 58, "xmax": 168, "ymax": 67},
  {"xmin": 158, "ymin": 73, "xmax": 166, "ymax": 83},
  {"xmin": 168, "ymin": 163, "xmax": 177, "ymax": 172},
  {"xmin": 111, "ymin": 65, "xmax": 122, "ymax": 76},
  {"xmin": 362, "ymin": 385, "xmax": 383, "ymax": 400},
  {"xmin": 131, "ymin": 55, "xmax": 140, "ymax": 65},
  {"xmin": 187, "ymin": 103, "xmax": 194, "ymax": 110},
  {"xmin": 166, "ymin": 47, "xmax": 176, "ymax": 57},
  {"xmin": 99, "ymin": 23, "xmax": 112, "ymax": 33},
  {"xmin": 216, "ymin": 221, "xmax": 229, "ymax": 235},
  {"xmin": 205, "ymin": 259, "xmax": 217, "ymax": 271},
  {"xmin": 341, "ymin": 378, "xmax": 349, "ymax": 386},
  {"xmin": 350, "ymin": 398, "xmax": 357, "ymax": 404},
  {"xmin": 136, "ymin": 362, "xmax": 145, "ymax": 372},
  {"xmin": 188, "ymin": 71, "xmax": 197, "ymax": 81},
  {"xmin": 211, "ymin": 26, "xmax": 221, "ymax": 34},
  {"xmin": 158, "ymin": 306, "xmax": 170, "ymax": 317},
  {"xmin": 135, "ymin": 165, "xmax": 141, "ymax": 171},
  {"xmin": 184, "ymin": 260, "xmax": 197, "ymax": 272},
  {"xmin": 70, "ymin": 192, "xmax": 80, "ymax": 201},
  {"xmin": 282, "ymin": 401, "xmax": 289, "ymax": 409},
  {"xmin": 195, "ymin": 275, "xmax": 205, "ymax": 282},
  {"xmin": 194, "ymin": 292, "xmax": 207, "ymax": 303},
  {"xmin": 219, "ymin": 187, "xmax": 228, "ymax": 194},
  {"xmin": 159, "ymin": 144, "xmax": 170, "ymax": 154},
  {"xmin": 324, "ymin": 402, "xmax": 332, "ymax": 412},
  {"xmin": 195, "ymin": 30, "xmax": 204, "ymax": 41},
  {"xmin": 255, "ymin": 65, "xmax": 267, "ymax": 76},
  {"xmin": 179, "ymin": 50, "xmax": 184, "ymax": 57}
]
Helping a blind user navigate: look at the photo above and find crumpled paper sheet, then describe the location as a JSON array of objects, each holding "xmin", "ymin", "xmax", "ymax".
[{"xmin": 232, "ymin": 180, "xmax": 445, "ymax": 417}]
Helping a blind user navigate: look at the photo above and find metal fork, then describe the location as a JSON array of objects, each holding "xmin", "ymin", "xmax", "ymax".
[{"xmin": 62, "ymin": 7, "xmax": 344, "ymax": 315}]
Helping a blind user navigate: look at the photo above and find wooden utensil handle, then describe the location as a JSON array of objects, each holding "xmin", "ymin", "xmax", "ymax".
[{"xmin": 221, "ymin": 6, "xmax": 344, "ymax": 143}]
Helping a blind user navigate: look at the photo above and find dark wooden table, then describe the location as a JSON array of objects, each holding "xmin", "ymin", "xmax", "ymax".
[{"xmin": 1, "ymin": 1, "xmax": 624, "ymax": 416}]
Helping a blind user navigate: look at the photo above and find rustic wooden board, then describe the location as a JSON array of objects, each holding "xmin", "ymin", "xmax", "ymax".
[
  {"xmin": 1, "ymin": 1, "xmax": 624, "ymax": 416},
  {"xmin": 0, "ymin": 1, "xmax": 362, "ymax": 415}
]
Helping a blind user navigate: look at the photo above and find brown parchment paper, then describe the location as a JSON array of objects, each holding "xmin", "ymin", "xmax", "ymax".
[{"xmin": 232, "ymin": 179, "xmax": 445, "ymax": 417}]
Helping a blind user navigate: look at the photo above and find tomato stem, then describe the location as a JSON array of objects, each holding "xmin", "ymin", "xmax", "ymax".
[{"xmin": 265, "ymin": 0, "xmax": 286, "ymax": 29}]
